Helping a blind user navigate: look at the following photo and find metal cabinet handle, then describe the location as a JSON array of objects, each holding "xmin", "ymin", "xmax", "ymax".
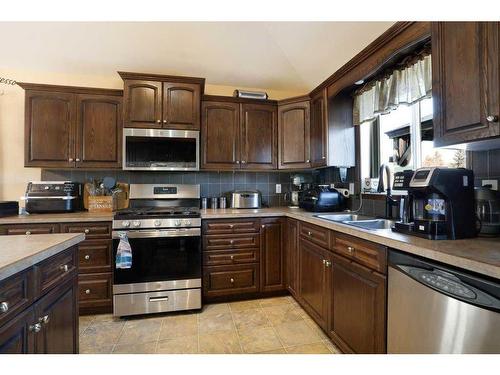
[
  {"xmin": 229, "ymin": 224, "xmax": 234, "ymax": 229},
  {"xmin": 235, "ymin": 161, "xmax": 240, "ymax": 164},
  {"xmin": 325, "ymin": 260, "xmax": 332, "ymax": 267},
  {"xmin": 230, "ymin": 255, "xmax": 234, "ymax": 260},
  {"xmin": 230, "ymin": 278, "xmax": 234, "ymax": 283},
  {"xmin": 0, "ymin": 302, "xmax": 8, "ymax": 313},
  {"xmin": 261, "ymin": 225, "xmax": 265, "ymax": 228},
  {"xmin": 241, "ymin": 160, "xmax": 246, "ymax": 164},
  {"xmin": 156, "ymin": 120, "xmax": 161, "ymax": 123},
  {"xmin": 163, "ymin": 120, "xmax": 167, "ymax": 124},
  {"xmin": 25, "ymin": 231, "xmax": 31, "ymax": 235},
  {"xmin": 306, "ymin": 159, "xmax": 311, "ymax": 163},
  {"xmin": 307, "ymin": 231, "xmax": 313, "ymax": 236},
  {"xmin": 347, "ymin": 246, "xmax": 354, "ymax": 254},
  {"xmin": 38, "ymin": 315, "xmax": 50, "ymax": 325},
  {"xmin": 29, "ymin": 323, "xmax": 42, "ymax": 333},
  {"xmin": 322, "ymin": 259, "xmax": 326, "ymax": 265},
  {"xmin": 84, "ymin": 255, "xmax": 90, "ymax": 260},
  {"xmin": 60, "ymin": 264, "xmax": 69, "ymax": 272},
  {"xmin": 85, "ymin": 289, "xmax": 91, "ymax": 295},
  {"xmin": 75, "ymin": 158, "xmax": 81, "ymax": 162},
  {"xmin": 84, "ymin": 229, "xmax": 90, "ymax": 234},
  {"xmin": 229, "ymin": 240, "xmax": 234, "ymax": 244},
  {"xmin": 322, "ymin": 156, "xmax": 326, "ymax": 160},
  {"xmin": 69, "ymin": 158, "xmax": 74, "ymax": 162},
  {"xmin": 486, "ymin": 115, "xmax": 499, "ymax": 122}
]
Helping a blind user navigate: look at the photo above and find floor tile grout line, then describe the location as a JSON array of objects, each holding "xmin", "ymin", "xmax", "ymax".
[{"xmin": 227, "ymin": 303, "xmax": 245, "ymax": 354}]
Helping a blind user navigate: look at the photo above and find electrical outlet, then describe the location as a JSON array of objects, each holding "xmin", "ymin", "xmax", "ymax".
[
  {"xmin": 482, "ymin": 179, "xmax": 498, "ymax": 190},
  {"xmin": 275, "ymin": 184, "xmax": 281, "ymax": 194},
  {"xmin": 349, "ymin": 183, "xmax": 355, "ymax": 195}
]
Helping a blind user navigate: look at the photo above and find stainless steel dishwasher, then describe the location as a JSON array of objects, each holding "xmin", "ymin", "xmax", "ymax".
[{"xmin": 388, "ymin": 249, "xmax": 500, "ymax": 353}]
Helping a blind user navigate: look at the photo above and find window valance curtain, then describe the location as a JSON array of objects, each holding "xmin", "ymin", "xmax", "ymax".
[{"xmin": 353, "ymin": 46, "xmax": 432, "ymax": 126}]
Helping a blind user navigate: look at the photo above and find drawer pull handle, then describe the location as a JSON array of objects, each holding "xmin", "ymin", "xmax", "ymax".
[
  {"xmin": 85, "ymin": 289, "xmax": 91, "ymax": 295},
  {"xmin": 307, "ymin": 231, "xmax": 313, "ymax": 236},
  {"xmin": 322, "ymin": 259, "xmax": 326, "ymax": 265},
  {"xmin": 0, "ymin": 302, "xmax": 8, "ymax": 313},
  {"xmin": 230, "ymin": 240, "xmax": 234, "ymax": 244},
  {"xmin": 347, "ymin": 246, "xmax": 354, "ymax": 254},
  {"xmin": 230, "ymin": 255, "xmax": 234, "ymax": 260},
  {"xmin": 325, "ymin": 260, "xmax": 332, "ymax": 267},
  {"xmin": 230, "ymin": 278, "xmax": 234, "ymax": 283},
  {"xmin": 261, "ymin": 224, "xmax": 265, "ymax": 228},
  {"xmin": 229, "ymin": 224, "xmax": 234, "ymax": 229},
  {"xmin": 84, "ymin": 255, "xmax": 90, "ymax": 260},
  {"xmin": 84, "ymin": 229, "xmax": 90, "ymax": 234},
  {"xmin": 25, "ymin": 231, "xmax": 31, "ymax": 235},
  {"xmin": 38, "ymin": 315, "xmax": 50, "ymax": 325},
  {"xmin": 29, "ymin": 323, "xmax": 42, "ymax": 333},
  {"xmin": 149, "ymin": 296, "xmax": 169, "ymax": 302},
  {"xmin": 60, "ymin": 264, "xmax": 69, "ymax": 273}
]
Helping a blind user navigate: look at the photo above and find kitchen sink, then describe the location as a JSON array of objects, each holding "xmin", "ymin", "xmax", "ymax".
[
  {"xmin": 314, "ymin": 213, "xmax": 371, "ymax": 222},
  {"xmin": 342, "ymin": 219, "xmax": 394, "ymax": 230}
]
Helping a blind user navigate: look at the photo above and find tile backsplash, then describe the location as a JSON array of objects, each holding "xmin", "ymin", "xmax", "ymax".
[{"xmin": 41, "ymin": 170, "xmax": 312, "ymax": 207}]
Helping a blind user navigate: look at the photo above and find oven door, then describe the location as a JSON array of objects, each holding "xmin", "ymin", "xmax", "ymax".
[
  {"xmin": 123, "ymin": 128, "xmax": 200, "ymax": 171},
  {"xmin": 112, "ymin": 228, "xmax": 201, "ymax": 294}
]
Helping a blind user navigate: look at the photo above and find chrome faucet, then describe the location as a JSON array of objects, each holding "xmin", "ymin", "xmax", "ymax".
[{"xmin": 377, "ymin": 163, "xmax": 397, "ymax": 219}]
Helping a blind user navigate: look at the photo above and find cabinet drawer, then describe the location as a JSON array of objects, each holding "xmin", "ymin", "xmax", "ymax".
[
  {"xmin": 61, "ymin": 222, "xmax": 112, "ymax": 240},
  {"xmin": 299, "ymin": 222, "xmax": 330, "ymax": 248},
  {"xmin": 331, "ymin": 233, "xmax": 387, "ymax": 273},
  {"xmin": 34, "ymin": 246, "xmax": 78, "ymax": 297},
  {"xmin": 78, "ymin": 240, "xmax": 112, "ymax": 274},
  {"xmin": 203, "ymin": 219, "xmax": 260, "ymax": 234},
  {"xmin": 203, "ymin": 264, "xmax": 259, "ymax": 297},
  {"xmin": 0, "ymin": 269, "xmax": 35, "ymax": 328},
  {"xmin": 78, "ymin": 273, "xmax": 112, "ymax": 307},
  {"xmin": 203, "ymin": 233, "xmax": 260, "ymax": 250},
  {"xmin": 203, "ymin": 248, "xmax": 259, "ymax": 266},
  {"xmin": 0, "ymin": 223, "xmax": 59, "ymax": 236}
]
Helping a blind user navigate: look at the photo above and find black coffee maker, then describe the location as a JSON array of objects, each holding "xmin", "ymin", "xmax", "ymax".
[{"xmin": 392, "ymin": 167, "xmax": 476, "ymax": 240}]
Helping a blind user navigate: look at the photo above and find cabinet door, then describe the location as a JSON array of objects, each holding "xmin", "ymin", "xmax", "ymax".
[
  {"xmin": 76, "ymin": 94, "xmax": 122, "ymax": 168},
  {"xmin": 24, "ymin": 90, "xmax": 76, "ymax": 167},
  {"xmin": 240, "ymin": 103, "xmax": 277, "ymax": 170},
  {"xmin": 330, "ymin": 254, "xmax": 386, "ymax": 354},
  {"xmin": 310, "ymin": 90, "xmax": 327, "ymax": 167},
  {"xmin": 432, "ymin": 22, "xmax": 499, "ymax": 147},
  {"xmin": 163, "ymin": 82, "xmax": 201, "ymax": 130},
  {"xmin": 0, "ymin": 306, "xmax": 35, "ymax": 354},
  {"xmin": 34, "ymin": 278, "xmax": 78, "ymax": 354},
  {"xmin": 278, "ymin": 101, "xmax": 311, "ymax": 169},
  {"xmin": 201, "ymin": 101, "xmax": 240, "ymax": 169},
  {"xmin": 260, "ymin": 218, "xmax": 285, "ymax": 292},
  {"xmin": 298, "ymin": 238, "xmax": 330, "ymax": 329},
  {"xmin": 285, "ymin": 218, "xmax": 299, "ymax": 297},
  {"xmin": 123, "ymin": 80, "xmax": 162, "ymax": 128}
]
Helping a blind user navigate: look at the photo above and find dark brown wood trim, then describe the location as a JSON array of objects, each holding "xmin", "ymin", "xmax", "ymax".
[
  {"xmin": 17, "ymin": 82, "xmax": 123, "ymax": 96},
  {"xmin": 117, "ymin": 71, "xmax": 205, "ymax": 86},
  {"xmin": 202, "ymin": 94, "xmax": 277, "ymax": 105},
  {"xmin": 309, "ymin": 21, "xmax": 431, "ymax": 97},
  {"xmin": 278, "ymin": 95, "xmax": 311, "ymax": 105}
]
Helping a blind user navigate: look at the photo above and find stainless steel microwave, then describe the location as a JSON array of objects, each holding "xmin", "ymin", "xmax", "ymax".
[{"xmin": 123, "ymin": 128, "xmax": 200, "ymax": 171}]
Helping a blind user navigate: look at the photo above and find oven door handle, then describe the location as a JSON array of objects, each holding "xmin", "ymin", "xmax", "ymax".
[
  {"xmin": 149, "ymin": 295, "xmax": 169, "ymax": 302},
  {"xmin": 112, "ymin": 228, "xmax": 201, "ymax": 239}
]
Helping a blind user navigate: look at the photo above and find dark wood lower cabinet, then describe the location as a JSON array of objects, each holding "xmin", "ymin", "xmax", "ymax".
[
  {"xmin": 0, "ymin": 307, "xmax": 35, "ymax": 354},
  {"xmin": 260, "ymin": 218, "xmax": 285, "ymax": 292},
  {"xmin": 329, "ymin": 254, "xmax": 387, "ymax": 354},
  {"xmin": 298, "ymin": 238, "xmax": 331, "ymax": 330}
]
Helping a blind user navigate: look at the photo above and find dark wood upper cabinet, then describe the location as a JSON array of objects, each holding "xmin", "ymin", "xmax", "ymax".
[
  {"xmin": 201, "ymin": 101, "xmax": 240, "ymax": 169},
  {"xmin": 24, "ymin": 90, "xmax": 76, "ymax": 168},
  {"xmin": 330, "ymin": 253, "xmax": 386, "ymax": 354},
  {"xmin": 76, "ymin": 94, "xmax": 122, "ymax": 168},
  {"xmin": 163, "ymin": 82, "xmax": 201, "ymax": 130},
  {"xmin": 240, "ymin": 103, "xmax": 277, "ymax": 170},
  {"xmin": 298, "ymin": 238, "xmax": 331, "ymax": 330},
  {"xmin": 119, "ymin": 72, "xmax": 204, "ymax": 131},
  {"xmin": 20, "ymin": 83, "xmax": 123, "ymax": 169},
  {"xmin": 123, "ymin": 80, "xmax": 162, "ymax": 128},
  {"xmin": 285, "ymin": 218, "xmax": 299, "ymax": 298},
  {"xmin": 260, "ymin": 218, "xmax": 285, "ymax": 292},
  {"xmin": 432, "ymin": 22, "xmax": 500, "ymax": 147},
  {"xmin": 278, "ymin": 99, "xmax": 311, "ymax": 169},
  {"xmin": 309, "ymin": 89, "xmax": 327, "ymax": 167}
]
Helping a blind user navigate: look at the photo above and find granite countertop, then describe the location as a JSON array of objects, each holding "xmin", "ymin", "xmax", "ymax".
[
  {"xmin": 0, "ymin": 233, "xmax": 85, "ymax": 282},
  {"xmin": 201, "ymin": 208, "xmax": 500, "ymax": 279},
  {"xmin": 0, "ymin": 212, "xmax": 114, "ymax": 224}
]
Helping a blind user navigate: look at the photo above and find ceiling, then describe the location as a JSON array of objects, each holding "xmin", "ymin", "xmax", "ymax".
[{"xmin": 0, "ymin": 22, "xmax": 394, "ymax": 93}]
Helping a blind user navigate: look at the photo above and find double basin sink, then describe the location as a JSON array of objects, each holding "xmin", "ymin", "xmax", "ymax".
[{"xmin": 314, "ymin": 213, "xmax": 394, "ymax": 230}]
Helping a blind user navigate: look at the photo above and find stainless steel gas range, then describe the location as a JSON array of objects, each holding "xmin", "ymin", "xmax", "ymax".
[{"xmin": 112, "ymin": 184, "xmax": 202, "ymax": 317}]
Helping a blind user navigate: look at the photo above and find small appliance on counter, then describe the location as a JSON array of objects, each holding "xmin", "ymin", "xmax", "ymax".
[
  {"xmin": 392, "ymin": 167, "xmax": 476, "ymax": 240},
  {"xmin": 475, "ymin": 186, "xmax": 500, "ymax": 236},
  {"xmin": 299, "ymin": 185, "xmax": 347, "ymax": 212},
  {"xmin": 22, "ymin": 181, "xmax": 83, "ymax": 214},
  {"xmin": 0, "ymin": 201, "xmax": 19, "ymax": 217},
  {"xmin": 228, "ymin": 190, "xmax": 262, "ymax": 209}
]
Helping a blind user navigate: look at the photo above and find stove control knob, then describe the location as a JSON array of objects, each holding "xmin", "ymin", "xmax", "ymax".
[
  {"xmin": 185, "ymin": 220, "xmax": 192, "ymax": 226},
  {"xmin": 132, "ymin": 221, "xmax": 141, "ymax": 228},
  {"xmin": 154, "ymin": 220, "xmax": 162, "ymax": 227},
  {"xmin": 174, "ymin": 220, "xmax": 181, "ymax": 227},
  {"xmin": 122, "ymin": 221, "xmax": 130, "ymax": 228}
]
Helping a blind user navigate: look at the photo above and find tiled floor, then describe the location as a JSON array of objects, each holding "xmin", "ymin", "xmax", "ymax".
[{"xmin": 79, "ymin": 296, "xmax": 341, "ymax": 354}]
